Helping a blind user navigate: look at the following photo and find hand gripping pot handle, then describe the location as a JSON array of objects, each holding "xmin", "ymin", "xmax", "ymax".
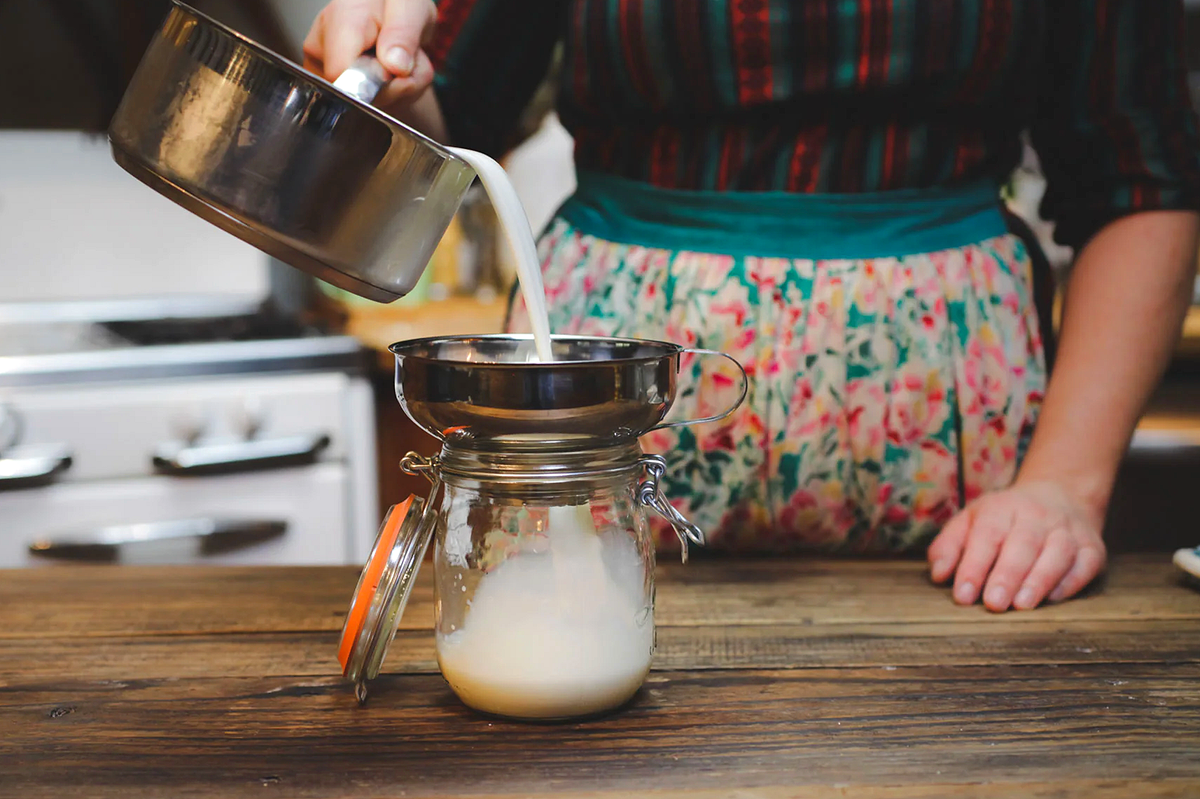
[
  {"xmin": 650, "ymin": 348, "xmax": 749, "ymax": 433},
  {"xmin": 331, "ymin": 56, "xmax": 392, "ymax": 103}
]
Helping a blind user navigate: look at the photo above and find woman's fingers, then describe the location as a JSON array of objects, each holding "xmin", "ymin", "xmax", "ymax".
[
  {"xmin": 932, "ymin": 482, "xmax": 1108, "ymax": 612},
  {"xmin": 302, "ymin": 6, "xmax": 327, "ymax": 66},
  {"xmin": 1048, "ymin": 544, "xmax": 1107, "ymax": 603},
  {"xmin": 1011, "ymin": 527, "xmax": 1076, "ymax": 610},
  {"xmin": 301, "ymin": 0, "xmax": 436, "ymax": 107},
  {"xmin": 928, "ymin": 507, "xmax": 971, "ymax": 584},
  {"xmin": 374, "ymin": 47, "xmax": 435, "ymax": 106},
  {"xmin": 301, "ymin": 1, "xmax": 386, "ymax": 81},
  {"xmin": 951, "ymin": 506, "xmax": 1014, "ymax": 605},
  {"xmin": 325, "ymin": 2, "xmax": 383, "ymax": 79},
  {"xmin": 981, "ymin": 525, "xmax": 1046, "ymax": 612},
  {"xmin": 378, "ymin": 0, "xmax": 437, "ymax": 76}
]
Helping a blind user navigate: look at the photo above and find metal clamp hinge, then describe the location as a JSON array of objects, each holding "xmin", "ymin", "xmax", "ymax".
[
  {"xmin": 638, "ymin": 454, "xmax": 705, "ymax": 563},
  {"xmin": 400, "ymin": 452, "xmax": 440, "ymax": 485}
]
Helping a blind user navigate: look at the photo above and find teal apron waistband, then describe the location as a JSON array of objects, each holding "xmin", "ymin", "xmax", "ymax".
[{"xmin": 557, "ymin": 171, "xmax": 1009, "ymax": 260}]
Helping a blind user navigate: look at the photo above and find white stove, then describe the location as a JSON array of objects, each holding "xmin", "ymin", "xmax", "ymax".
[
  {"xmin": 0, "ymin": 132, "xmax": 379, "ymax": 568},
  {"xmin": 0, "ymin": 303, "xmax": 380, "ymax": 571}
]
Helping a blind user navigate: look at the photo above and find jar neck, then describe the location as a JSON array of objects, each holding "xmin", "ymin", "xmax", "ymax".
[{"xmin": 437, "ymin": 440, "xmax": 645, "ymax": 494}]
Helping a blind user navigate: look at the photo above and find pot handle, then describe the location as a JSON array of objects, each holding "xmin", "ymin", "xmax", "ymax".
[
  {"xmin": 332, "ymin": 55, "xmax": 392, "ymax": 104},
  {"xmin": 649, "ymin": 348, "xmax": 749, "ymax": 433}
]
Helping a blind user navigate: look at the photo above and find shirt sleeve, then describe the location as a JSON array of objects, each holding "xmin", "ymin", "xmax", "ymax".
[
  {"xmin": 427, "ymin": 0, "xmax": 565, "ymax": 157},
  {"xmin": 1030, "ymin": 0, "xmax": 1200, "ymax": 251}
]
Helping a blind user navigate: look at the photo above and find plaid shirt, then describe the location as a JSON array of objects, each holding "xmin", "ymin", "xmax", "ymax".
[{"xmin": 430, "ymin": 0, "xmax": 1200, "ymax": 248}]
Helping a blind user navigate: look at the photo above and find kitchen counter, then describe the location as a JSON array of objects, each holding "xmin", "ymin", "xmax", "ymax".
[
  {"xmin": 343, "ymin": 295, "xmax": 508, "ymax": 372},
  {"xmin": 2, "ymin": 555, "xmax": 1199, "ymax": 797}
]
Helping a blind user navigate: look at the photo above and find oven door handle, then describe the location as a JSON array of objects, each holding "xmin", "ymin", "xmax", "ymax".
[
  {"xmin": 152, "ymin": 433, "xmax": 331, "ymax": 476},
  {"xmin": 0, "ymin": 444, "xmax": 73, "ymax": 490},
  {"xmin": 28, "ymin": 518, "xmax": 288, "ymax": 561}
]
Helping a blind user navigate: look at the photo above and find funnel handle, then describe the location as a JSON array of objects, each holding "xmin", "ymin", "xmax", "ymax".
[{"xmin": 650, "ymin": 348, "xmax": 748, "ymax": 433}]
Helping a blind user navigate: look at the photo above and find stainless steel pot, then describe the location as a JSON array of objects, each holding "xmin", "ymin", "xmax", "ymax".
[{"xmin": 108, "ymin": 1, "xmax": 475, "ymax": 303}]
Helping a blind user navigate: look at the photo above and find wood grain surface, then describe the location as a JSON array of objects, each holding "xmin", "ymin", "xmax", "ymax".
[{"xmin": 1, "ymin": 554, "xmax": 1198, "ymax": 798}]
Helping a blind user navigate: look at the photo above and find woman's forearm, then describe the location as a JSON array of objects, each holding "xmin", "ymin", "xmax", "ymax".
[{"xmin": 1016, "ymin": 210, "xmax": 1200, "ymax": 515}]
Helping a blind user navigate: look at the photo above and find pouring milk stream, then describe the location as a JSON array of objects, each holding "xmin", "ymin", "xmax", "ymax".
[{"xmin": 448, "ymin": 148, "xmax": 554, "ymax": 363}]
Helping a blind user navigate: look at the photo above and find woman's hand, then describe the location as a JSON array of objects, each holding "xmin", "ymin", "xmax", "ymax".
[
  {"xmin": 927, "ymin": 481, "xmax": 1107, "ymax": 612},
  {"xmin": 303, "ymin": 0, "xmax": 438, "ymax": 108},
  {"xmin": 929, "ymin": 209, "xmax": 1198, "ymax": 612}
]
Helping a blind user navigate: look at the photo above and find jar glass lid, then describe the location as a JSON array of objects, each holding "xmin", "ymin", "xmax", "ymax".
[{"xmin": 338, "ymin": 491, "xmax": 439, "ymax": 703}]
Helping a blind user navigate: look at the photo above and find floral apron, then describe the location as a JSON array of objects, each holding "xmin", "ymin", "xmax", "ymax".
[{"xmin": 507, "ymin": 173, "xmax": 1047, "ymax": 555}]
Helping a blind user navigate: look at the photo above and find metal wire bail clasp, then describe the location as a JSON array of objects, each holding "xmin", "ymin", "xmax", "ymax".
[
  {"xmin": 400, "ymin": 452, "xmax": 440, "ymax": 485},
  {"xmin": 638, "ymin": 454, "xmax": 705, "ymax": 563}
]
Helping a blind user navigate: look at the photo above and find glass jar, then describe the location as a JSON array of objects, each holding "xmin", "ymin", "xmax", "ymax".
[
  {"xmin": 337, "ymin": 441, "xmax": 703, "ymax": 721},
  {"xmin": 433, "ymin": 442, "xmax": 657, "ymax": 720}
]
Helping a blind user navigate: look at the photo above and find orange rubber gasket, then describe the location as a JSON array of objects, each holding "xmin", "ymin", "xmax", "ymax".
[{"xmin": 337, "ymin": 496, "xmax": 415, "ymax": 673}]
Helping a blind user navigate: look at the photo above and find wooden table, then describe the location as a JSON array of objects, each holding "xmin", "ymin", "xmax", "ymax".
[{"xmin": 2, "ymin": 555, "xmax": 1199, "ymax": 798}]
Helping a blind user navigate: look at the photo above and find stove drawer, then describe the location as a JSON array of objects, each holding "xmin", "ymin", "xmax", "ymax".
[
  {"xmin": 1, "ymin": 371, "xmax": 360, "ymax": 483},
  {"xmin": 0, "ymin": 462, "xmax": 352, "ymax": 567}
]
